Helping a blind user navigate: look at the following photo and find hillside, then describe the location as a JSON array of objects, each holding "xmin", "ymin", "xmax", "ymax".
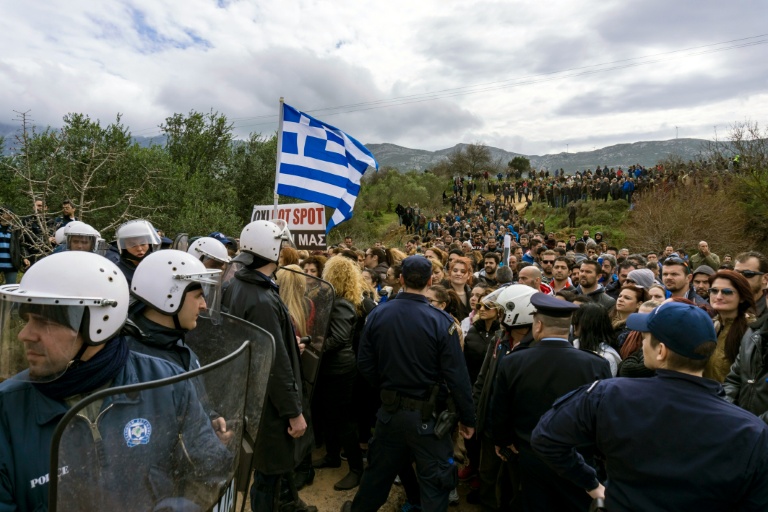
[{"xmin": 367, "ymin": 139, "xmax": 709, "ymax": 173}]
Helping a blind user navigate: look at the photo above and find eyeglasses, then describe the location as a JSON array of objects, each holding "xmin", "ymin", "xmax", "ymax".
[
  {"xmin": 541, "ymin": 260, "xmax": 555, "ymax": 265},
  {"xmin": 428, "ymin": 299, "xmax": 444, "ymax": 305},
  {"xmin": 708, "ymin": 287, "xmax": 736, "ymax": 297},
  {"xmin": 476, "ymin": 303, "xmax": 492, "ymax": 311},
  {"xmin": 737, "ymin": 270, "xmax": 765, "ymax": 278}
]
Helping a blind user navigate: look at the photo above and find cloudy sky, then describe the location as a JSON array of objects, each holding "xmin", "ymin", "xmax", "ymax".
[{"xmin": 1, "ymin": 0, "xmax": 766, "ymax": 155}]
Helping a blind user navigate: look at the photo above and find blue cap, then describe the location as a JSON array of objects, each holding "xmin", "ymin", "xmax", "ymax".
[
  {"xmin": 626, "ymin": 302, "xmax": 716, "ymax": 359},
  {"xmin": 209, "ymin": 231, "xmax": 235, "ymax": 247},
  {"xmin": 401, "ymin": 255, "xmax": 432, "ymax": 282},
  {"xmin": 530, "ymin": 292, "xmax": 579, "ymax": 318}
]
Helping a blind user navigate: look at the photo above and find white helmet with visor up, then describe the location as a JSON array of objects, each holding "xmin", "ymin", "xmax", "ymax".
[
  {"xmin": 482, "ymin": 284, "xmax": 536, "ymax": 328},
  {"xmin": 131, "ymin": 250, "xmax": 223, "ymax": 325},
  {"xmin": 0, "ymin": 252, "xmax": 129, "ymax": 382},
  {"xmin": 235, "ymin": 220, "xmax": 291, "ymax": 266},
  {"xmin": 187, "ymin": 236, "xmax": 232, "ymax": 268}
]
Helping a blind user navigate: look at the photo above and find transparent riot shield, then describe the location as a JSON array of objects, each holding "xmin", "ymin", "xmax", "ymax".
[
  {"xmin": 49, "ymin": 340, "xmax": 252, "ymax": 512},
  {"xmin": 186, "ymin": 313, "xmax": 275, "ymax": 442},
  {"xmin": 276, "ymin": 266, "xmax": 335, "ymax": 403},
  {"xmin": 173, "ymin": 233, "xmax": 190, "ymax": 252},
  {"xmin": 186, "ymin": 313, "xmax": 275, "ymax": 498}
]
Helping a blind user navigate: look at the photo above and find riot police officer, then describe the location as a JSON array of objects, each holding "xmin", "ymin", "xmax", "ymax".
[
  {"xmin": 343, "ymin": 255, "xmax": 476, "ymax": 512},
  {"xmin": 112, "ymin": 219, "xmax": 162, "ymax": 284},
  {"xmin": 532, "ymin": 301, "xmax": 768, "ymax": 511},
  {"xmin": 221, "ymin": 220, "xmax": 315, "ymax": 512},
  {"xmin": 0, "ymin": 251, "xmax": 231, "ymax": 510}
]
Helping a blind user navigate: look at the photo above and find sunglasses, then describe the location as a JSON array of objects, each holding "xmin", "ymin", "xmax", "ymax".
[
  {"xmin": 541, "ymin": 260, "xmax": 555, "ymax": 265},
  {"xmin": 708, "ymin": 287, "xmax": 736, "ymax": 297},
  {"xmin": 476, "ymin": 303, "xmax": 493, "ymax": 311},
  {"xmin": 737, "ymin": 270, "xmax": 765, "ymax": 278},
  {"xmin": 664, "ymin": 257, "xmax": 688, "ymax": 267}
]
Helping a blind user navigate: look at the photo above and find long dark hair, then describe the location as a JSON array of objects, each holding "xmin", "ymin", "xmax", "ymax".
[
  {"xmin": 709, "ymin": 269, "xmax": 754, "ymax": 362},
  {"xmin": 573, "ymin": 303, "xmax": 619, "ymax": 353}
]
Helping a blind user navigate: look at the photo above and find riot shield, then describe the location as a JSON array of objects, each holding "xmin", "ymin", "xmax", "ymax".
[
  {"xmin": 276, "ymin": 266, "xmax": 335, "ymax": 403},
  {"xmin": 173, "ymin": 233, "xmax": 190, "ymax": 252},
  {"xmin": 49, "ymin": 340, "xmax": 251, "ymax": 512},
  {"xmin": 186, "ymin": 313, "xmax": 275, "ymax": 498},
  {"xmin": 186, "ymin": 313, "xmax": 275, "ymax": 442}
]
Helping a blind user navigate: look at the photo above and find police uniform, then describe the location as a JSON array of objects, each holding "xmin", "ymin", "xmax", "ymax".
[
  {"xmin": 532, "ymin": 302, "xmax": 768, "ymax": 511},
  {"xmin": 0, "ymin": 349, "xmax": 230, "ymax": 511},
  {"xmin": 490, "ymin": 294, "xmax": 611, "ymax": 512},
  {"xmin": 351, "ymin": 256, "xmax": 476, "ymax": 512}
]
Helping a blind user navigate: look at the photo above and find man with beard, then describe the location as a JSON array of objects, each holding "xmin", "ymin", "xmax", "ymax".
[
  {"xmin": 606, "ymin": 261, "xmax": 636, "ymax": 300},
  {"xmin": 734, "ymin": 251, "xmax": 768, "ymax": 322},
  {"xmin": 538, "ymin": 250, "xmax": 557, "ymax": 285},
  {"xmin": 692, "ymin": 265, "xmax": 716, "ymax": 301},
  {"xmin": 475, "ymin": 252, "xmax": 500, "ymax": 286},
  {"xmin": 662, "ymin": 257, "xmax": 706, "ymax": 305},
  {"xmin": 574, "ymin": 260, "xmax": 616, "ymax": 309}
]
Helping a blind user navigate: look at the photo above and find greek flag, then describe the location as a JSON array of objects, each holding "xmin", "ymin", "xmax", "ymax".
[{"xmin": 276, "ymin": 103, "xmax": 379, "ymax": 232}]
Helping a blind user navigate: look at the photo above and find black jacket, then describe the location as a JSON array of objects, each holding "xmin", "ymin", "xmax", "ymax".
[
  {"xmin": 464, "ymin": 319, "xmax": 499, "ymax": 386},
  {"xmin": 724, "ymin": 324, "xmax": 768, "ymax": 424},
  {"xmin": 321, "ymin": 297, "xmax": 358, "ymax": 375},
  {"xmin": 222, "ymin": 266, "xmax": 310, "ymax": 474}
]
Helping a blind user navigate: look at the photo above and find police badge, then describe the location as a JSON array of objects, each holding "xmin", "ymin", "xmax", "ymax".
[{"xmin": 124, "ymin": 418, "xmax": 152, "ymax": 447}]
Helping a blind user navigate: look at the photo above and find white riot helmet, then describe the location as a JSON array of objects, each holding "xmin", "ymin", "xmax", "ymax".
[
  {"xmin": 482, "ymin": 284, "xmax": 536, "ymax": 328},
  {"xmin": 0, "ymin": 252, "xmax": 129, "ymax": 381},
  {"xmin": 235, "ymin": 220, "xmax": 290, "ymax": 265},
  {"xmin": 131, "ymin": 250, "xmax": 223, "ymax": 325},
  {"xmin": 187, "ymin": 237, "xmax": 232, "ymax": 266},
  {"xmin": 65, "ymin": 221, "xmax": 100, "ymax": 253},
  {"xmin": 54, "ymin": 226, "xmax": 68, "ymax": 245},
  {"xmin": 115, "ymin": 219, "xmax": 162, "ymax": 253}
]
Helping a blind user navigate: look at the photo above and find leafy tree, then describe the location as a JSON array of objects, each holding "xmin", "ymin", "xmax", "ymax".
[
  {"xmin": 508, "ymin": 155, "xmax": 531, "ymax": 174},
  {"xmin": 161, "ymin": 110, "xmax": 233, "ymax": 180}
]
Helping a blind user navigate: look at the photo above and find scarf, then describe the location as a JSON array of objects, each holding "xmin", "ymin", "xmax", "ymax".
[{"xmin": 34, "ymin": 336, "xmax": 130, "ymax": 401}]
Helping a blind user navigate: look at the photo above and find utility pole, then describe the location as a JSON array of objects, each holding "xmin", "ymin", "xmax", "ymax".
[
  {"xmin": 566, "ymin": 144, "xmax": 569, "ymax": 153},
  {"xmin": 675, "ymin": 126, "xmax": 678, "ymax": 139}
]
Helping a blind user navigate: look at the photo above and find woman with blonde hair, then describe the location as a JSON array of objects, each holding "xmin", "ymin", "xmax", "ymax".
[
  {"xmin": 431, "ymin": 258, "xmax": 446, "ymax": 285},
  {"xmin": 275, "ymin": 264, "xmax": 311, "ymax": 337},
  {"xmin": 312, "ymin": 255, "xmax": 365, "ymax": 490}
]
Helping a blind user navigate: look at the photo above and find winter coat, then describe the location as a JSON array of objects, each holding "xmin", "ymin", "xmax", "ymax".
[{"xmin": 221, "ymin": 267, "xmax": 310, "ymax": 474}]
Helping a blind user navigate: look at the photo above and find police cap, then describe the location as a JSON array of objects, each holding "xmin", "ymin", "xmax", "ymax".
[
  {"xmin": 401, "ymin": 255, "xmax": 432, "ymax": 282},
  {"xmin": 530, "ymin": 292, "xmax": 580, "ymax": 318}
]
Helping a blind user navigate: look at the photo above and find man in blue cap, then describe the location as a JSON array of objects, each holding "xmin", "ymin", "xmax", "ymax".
[
  {"xmin": 490, "ymin": 292, "xmax": 611, "ymax": 512},
  {"xmin": 343, "ymin": 255, "xmax": 476, "ymax": 512},
  {"xmin": 532, "ymin": 301, "xmax": 768, "ymax": 511}
]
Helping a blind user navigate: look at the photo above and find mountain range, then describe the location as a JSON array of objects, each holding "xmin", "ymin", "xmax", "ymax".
[
  {"xmin": 1, "ymin": 121, "xmax": 708, "ymax": 172},
  {"xmin": 366, "ymin": 138, "xmax": 710, "ymax": 173}
]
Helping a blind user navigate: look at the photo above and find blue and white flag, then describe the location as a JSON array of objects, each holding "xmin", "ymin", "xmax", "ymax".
[{"xmin": 276, "ymin": 103, "xmax": 379, "ymax": 233}]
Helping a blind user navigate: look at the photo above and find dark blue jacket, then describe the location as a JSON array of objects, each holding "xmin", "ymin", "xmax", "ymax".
[
  {"xmin": 0, "ymin": 352, "xmax": 231, "ymax": 511},
  {"xmin": 357, "ymin": 292, "xmax": 476, "ymax": 427},
  {"xmin": 532, "ymin": 370, "xmax": 768, "ymax": 511}
]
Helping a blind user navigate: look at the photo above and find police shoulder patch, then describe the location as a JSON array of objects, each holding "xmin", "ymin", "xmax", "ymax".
[
  {"xmin": 124, "ymin": 418, "xmax": 152, "ymax": 447},
  {"xmin": 448, "ymin": 323, "xmax": 456, "ymax": 336}
]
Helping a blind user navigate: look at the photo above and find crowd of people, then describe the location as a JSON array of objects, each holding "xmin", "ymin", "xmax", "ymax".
[{"xmin": 2, "ymin": 173, "xmax": 768, "ymax": 512}]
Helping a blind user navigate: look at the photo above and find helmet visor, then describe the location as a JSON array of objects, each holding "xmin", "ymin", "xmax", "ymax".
[
  {"xmin": 66, "ymin": 234, "xmax": 97, "ymax": 252},
  {"xmin": 116, "ymin": 221, "xmax": 162, "ymax": 251},
  {"xmin": 273, "ymin": 219, "xmax": 296, "ymax": 250},
  {"xmin": 177, "ymin": 271, "xmax": 222, "ymax": 325},
  {"xmin": 0, "ymin": 296, "xmax": 83, "ymax": 383}
]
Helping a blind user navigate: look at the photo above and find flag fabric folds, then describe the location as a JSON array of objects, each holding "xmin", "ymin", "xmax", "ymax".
[{"xmin": 276, "ymin": 103, "xmax": 379, "ymax": 233}]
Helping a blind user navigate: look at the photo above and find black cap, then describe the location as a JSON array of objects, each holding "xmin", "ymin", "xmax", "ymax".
[
  {"xmin": 530, "ymin": 292, "xmax": 580, "ymax": 318},
  {"xmin": 401, "ymin": 255, "xmax": 432, "ymax": 281}
]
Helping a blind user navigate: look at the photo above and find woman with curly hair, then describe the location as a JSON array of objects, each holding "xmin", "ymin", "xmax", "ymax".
[
  {"xmin": 706, "ymin": 269, "xmax": 755, "ymax": 382},
  {"xmin": 312, "ymin": 255, "xmax": 365, "ymax": 491},
  {"xmin": 446, "ymin": 256, "xmax": 474, "ymax": 321}
]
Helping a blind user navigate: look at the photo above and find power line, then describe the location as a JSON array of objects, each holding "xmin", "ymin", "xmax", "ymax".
[{"xmin": 132, "ymin": 33, "xmax": 768, "ymax": 136}]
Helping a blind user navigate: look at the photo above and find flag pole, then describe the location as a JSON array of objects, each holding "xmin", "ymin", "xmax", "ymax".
[{"xmin": 273, "ymin": 97, "xmax": 285, "ymax": 220}]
